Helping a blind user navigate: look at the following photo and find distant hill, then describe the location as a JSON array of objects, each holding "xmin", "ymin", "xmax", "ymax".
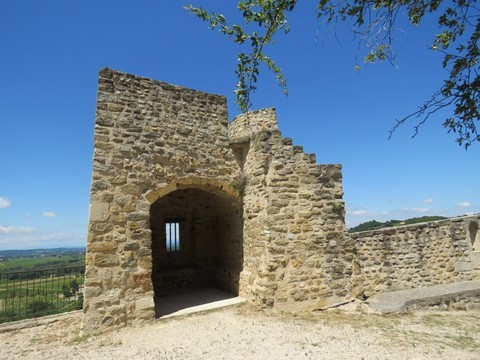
[
  {"xmin": 0, "ymin": 247, "xmax": 86, "ymax": 272},
  {"xmin": 0, "ymin": 247, "xmax": 85, "ymax": 258},
  {"xmin": 348, "ymin": 216, "xmax": 448, "ymax": 233}
]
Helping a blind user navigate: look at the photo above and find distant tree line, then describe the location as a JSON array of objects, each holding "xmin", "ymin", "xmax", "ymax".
[{"xmin": 349, "ymin": 216, "xmax": 447, "ymax": 233}]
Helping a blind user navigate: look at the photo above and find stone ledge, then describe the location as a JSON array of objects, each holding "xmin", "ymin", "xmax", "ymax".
[
  {"xmin": 366, "ymin": 280, "xmax": 480, "ymax": 314},
  {"xmin": 0, "ymin": 310, "xmax": 82, "ymax": 333}
]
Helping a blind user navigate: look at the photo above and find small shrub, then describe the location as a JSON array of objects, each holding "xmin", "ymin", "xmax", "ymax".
[
  {"xmin": 27, "ymin": 299, "xmax": 55, "ymax": 315},
  {"xmin": 62, "ymin": 284, "xmax": 72, "ymax": 298},
  {"xmin": 0, "ymin": 310, "xmax": 17, "ymax": 323},
  {"xmin": 331, "ymin": 202, "xmax": 344, "ymax": 215}
]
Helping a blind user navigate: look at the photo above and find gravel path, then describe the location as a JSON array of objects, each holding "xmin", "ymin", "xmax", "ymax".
[{"xmin": 1, "ymin": 305, "xmax": 479, "ymax": 360}]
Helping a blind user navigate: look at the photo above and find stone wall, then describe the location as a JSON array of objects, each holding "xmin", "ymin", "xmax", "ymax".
[
  {"xmin": 82, "ymin": 69, "xmax": 354, "ymax": 334},
  {"xmin": 351, "ymin": 215, "xmax": 480, "ymax": 297},
  {"xmin": 230, "ymin": 109, "xmax": 357, "ymax": 310},
  {"xmin": 82, "ymin": 68, "xmax": 242, "ymax": 334},
  {"xmin": 84, "ymin": 69, "xmax": 479, "ymax": 335}
]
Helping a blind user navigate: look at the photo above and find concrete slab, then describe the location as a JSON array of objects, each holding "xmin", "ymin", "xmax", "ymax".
[
  {"xmin": 154, "ymin": 287, "xmax": 246, "ymax": 319},
  {"xmin": 366, "ymin": 280, "xmax": 480, "ymax": 314}
]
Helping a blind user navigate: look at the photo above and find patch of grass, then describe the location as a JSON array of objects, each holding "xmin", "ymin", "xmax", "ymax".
[
  {"xmin": 447, "ymin": 333, "xmax": 478, "ymax": 350},
  {"xmin": 74, "ymin": 335, "xmax": 87, "ymax": 343},
  {"xmin": 0, "ymin": 255, "xmax": 85, "ymax": 273},
  {"xmin": 420, "ymin": 313, "xmax": 446, "ymax": 326}
]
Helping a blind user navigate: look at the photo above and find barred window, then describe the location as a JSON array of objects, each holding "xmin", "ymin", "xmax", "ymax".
[{"xmin": 165, "ymin": 220, "xmax": 181, "ymax": 252}]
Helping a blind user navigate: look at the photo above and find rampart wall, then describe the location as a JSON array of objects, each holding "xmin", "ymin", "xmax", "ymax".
[{"xmin": 351, "ymin": 215, "xmax": 480, "ymax": 297}]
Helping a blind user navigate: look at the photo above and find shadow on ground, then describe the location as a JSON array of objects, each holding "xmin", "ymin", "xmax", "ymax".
[{"xmin": 154, "ymin": 287, "xmax": 244, "ymax": 318}]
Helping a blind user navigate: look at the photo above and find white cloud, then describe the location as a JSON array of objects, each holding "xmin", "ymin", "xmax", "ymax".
[
  {"xmin": 412, "ymin": 207, "xmax": 430, "ymax": 213},
  {"xmin": 0, "ymin": 230, "xmax": 86, "ymax": 250},
  {"xmin": 0, "ymin": 225, "xmax": 35, "ymax": 234},
  {"xmin": 42, "ymin": 211, "xmax": 56, "ymax": 218},
  {"xmin": 0, "ymin": 197, "xmax": 11, "ymax": 208},
  {"xmin": 422, "ymin": 199, "xmax": 434, "ymax": 204},
  {"xmin": 457, "ymin": 201, "xmax": 471, "ymax": 208},
  {"xmin": 348, "ymin": 209, "xmax": 377, "ymax": 217},
  {"xmin": 347, "ymin": 205, "xmax": 440, "ymax": 228}
]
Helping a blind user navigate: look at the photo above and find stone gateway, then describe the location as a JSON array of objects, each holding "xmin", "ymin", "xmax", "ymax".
[{"xmin": 81, "ymin": 69, "xmax": 479, "ymax": 335}]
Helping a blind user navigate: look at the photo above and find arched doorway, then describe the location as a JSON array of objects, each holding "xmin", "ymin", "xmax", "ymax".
[{"xmin": 150, "ymin": 187, "xmax": 243, "ymax": 316}]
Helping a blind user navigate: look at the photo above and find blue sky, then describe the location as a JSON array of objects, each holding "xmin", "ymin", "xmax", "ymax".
[{"xmin": 0, "ymin": 1, "xmax": 478, "ymax": 250}]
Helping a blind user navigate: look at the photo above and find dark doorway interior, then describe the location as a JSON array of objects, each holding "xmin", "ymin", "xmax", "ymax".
[
  {"xmin": 470, "ymin": 222, "xmax": 479, "ymax": 252},
  {"xmin": 150, "ymin": 188, "xmax": 243, "ymax": 317}
]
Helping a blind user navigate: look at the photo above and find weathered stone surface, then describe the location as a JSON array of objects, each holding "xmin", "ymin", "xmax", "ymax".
[
  {"xmin": 83, "ymin": 69, "xmax": 352, "ymax": 334},
  {"xmin": 82, "ymin": 68, "xmax": 480, "ymax": 336},
  {"xmin": 125, "ymin": 211, "xmax": 149, "ymax": 221},
  {"xmin": 135, "ymin": 296, "xmax": 154, "ymax": 311},
  {"xmin": 89, "ymin": 202, "xmax": 110, "ymax": 222},
  {"xmin": 93, "ymin": 254, "xmax": 119, "ymax": 267},
  {"xmin": 351, "ymin": 215, "xmax": 480, "ymax": 296},
  {"xmin": 83, "ymin": 285, "xmax": 103, "ymax": 299},
  {"xmin": 123, "ymin": 242, "xmax": 140, "ymax": 251},
  {"xmin": 88, "ymin": 241, "xmax": 117, "ymax": 253}
]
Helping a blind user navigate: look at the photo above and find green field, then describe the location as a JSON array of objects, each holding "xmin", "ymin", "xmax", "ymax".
[
  {"xmin": 0, "ymin": 249, "xmax": 85, "ymax": 323},
  {"xmin": 0, "ymin": 255, "xmax": 85, "ymax": 273}
]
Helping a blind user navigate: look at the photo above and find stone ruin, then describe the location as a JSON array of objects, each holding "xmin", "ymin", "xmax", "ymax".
[{"xmin": 82, "ymin": 68, "xmax": 480, "ymax": 334}]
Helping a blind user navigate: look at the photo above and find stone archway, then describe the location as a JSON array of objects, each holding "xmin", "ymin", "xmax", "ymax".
[{"xmin": 148, "ymin": 184, "xmax": 243, "ymax": 316}]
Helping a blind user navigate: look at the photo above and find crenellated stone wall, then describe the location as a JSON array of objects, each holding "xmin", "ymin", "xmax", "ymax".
[
  {"xmin": 351, "ymin": 215, "xmax": 480, "ymax": 296},
  {"xmin": 83, "ymin": 68, "xmax": 478, "ymax": 335},
  {"xmin": 230, "ymin": 109, "xmax": 357, "ymax": 310},
  {"xmin": 82, "ymin": 69, "xmax": 354, "ymax": 335}
]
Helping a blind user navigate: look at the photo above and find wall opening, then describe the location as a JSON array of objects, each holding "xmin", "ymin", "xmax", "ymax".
[
  {"xmin": 150, "ymin": 187, "xmax": 243, "ymax": 316},
  {"xmin": 165, "ymin": 219, "xmax": 181, "ymax": 252},
  {"xmin": 469, "ymin": 221, "xmax": 479, "ymax": 252}
]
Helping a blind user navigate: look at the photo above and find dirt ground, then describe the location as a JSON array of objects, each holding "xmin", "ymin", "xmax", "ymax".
[{"xmin": 1, "ymin": 305, "xmax": 479, "ymax": 360}]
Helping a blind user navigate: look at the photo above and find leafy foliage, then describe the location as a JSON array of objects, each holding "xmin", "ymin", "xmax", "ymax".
[
  {"xmin": 348, "ymin": 215, "xmax": 447, "ymax": 232},
  {"xmin": 27, "ymin": 299, "xmax": 55, "ymax": 315},
  {"xmin": 186, "ymin": 1, "xmax": 295, "ymax": 111},
  {"xmin": 62, "ymin": 284, "xmax": 71, "ymax": 298},
  {"xmin": 187, "ymin": 0, "xmax": 480, "ymax": 148},
  {"xmin": 62, "ymin": 279, "xmax": 80, "ymax": 298}
]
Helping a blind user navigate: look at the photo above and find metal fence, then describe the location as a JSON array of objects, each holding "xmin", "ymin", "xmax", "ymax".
[{"xmin": 0, "ymin": 266, "xmax": 85, "ymax": 324}]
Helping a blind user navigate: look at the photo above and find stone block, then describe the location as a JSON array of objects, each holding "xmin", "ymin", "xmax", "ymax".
[
  {"xmin": 89, "ymin": 202, "xmax": 110, "ymax": 222},
  {"xmin": 94, "ymin": 254, "xmax": 119, "ymax": 267},
  {"xmin": 455, "ymin": 261, "xmax": 473, "ymax": 272},
  {"xmin": 472, "ymin": 252, "xmax": 480, "ymax": 268},
  {"xmin": 125, "ymin": 211, "xmax": 149, "ymax": 221},
  {"xmin": 84, "ymin": 285, "xmax": 103, "ymax": 299},
  {"xmin": 89, "ymin": 241, "xmax": 118, "ymax": 253},
  {"xmin": 135, "ymin": 296, "xmax": 154, "ymax": 311},
  {"xmin": 124, "ymin": 241, "xmax": 140, "ymax": 251}
]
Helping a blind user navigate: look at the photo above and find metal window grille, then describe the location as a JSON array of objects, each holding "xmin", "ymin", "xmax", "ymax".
[{"xmin": 165, "ymin": 221, "xmax": 180, "ymax": 252}]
